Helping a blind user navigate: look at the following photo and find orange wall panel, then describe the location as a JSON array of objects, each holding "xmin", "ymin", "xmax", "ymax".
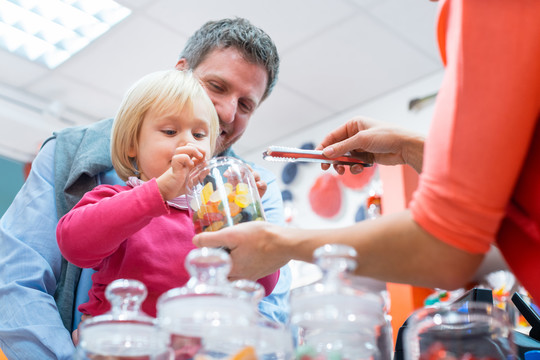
[{"xmin": 379, "ymin": 165, "xmax": 432, "ymax": 345}]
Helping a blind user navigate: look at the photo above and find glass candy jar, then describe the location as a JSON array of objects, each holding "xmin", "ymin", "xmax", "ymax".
[
  {"xmin": 157, "ymin": 247, "xmax": 293, "ymax": 359},
  {"xmin": 404, "ymin": 302, "xmax": 517, "ymax": 360},
  {"xmin": 75, "ymin": 279, "xmax": 172, "ymax": 360},
  {"xmin": 290, "ymin": 244, "xmax": 387, "ymax": 360},
  {"xmin": 187, "ymin": 156, "xmax": 265, "ymax": 234}
]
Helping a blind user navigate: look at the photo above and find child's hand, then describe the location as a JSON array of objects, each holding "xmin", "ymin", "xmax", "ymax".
[{"xmin": 158, "ymin": 144, "xmax": 206, "ymax": 201}]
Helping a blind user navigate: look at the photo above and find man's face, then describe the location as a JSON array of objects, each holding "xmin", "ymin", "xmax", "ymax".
[{"xmin": 176, "ymin": 48, "xmax": 268, "ymax": 154}]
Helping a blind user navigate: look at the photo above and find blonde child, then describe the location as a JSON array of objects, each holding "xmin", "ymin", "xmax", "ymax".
[{"xmin": 56, "ymin": 70, "xmax": 279, "ymax": 328}]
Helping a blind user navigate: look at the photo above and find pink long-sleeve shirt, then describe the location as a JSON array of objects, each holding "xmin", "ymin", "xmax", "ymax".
[
  {"xmin": 57, "ymin": 179, "xmax": 278, "ymax": 317},
  {"xmin": 410, "ymin": 0, "xmax": 540, "ymax": 300}
]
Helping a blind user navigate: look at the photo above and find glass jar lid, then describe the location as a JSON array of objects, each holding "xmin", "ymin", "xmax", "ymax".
[
  {"xmin": 157, "ymin": 247, "xmax": 294, "ymax": 359},
  {"xmin": 77, "ymin": 279, "xmax": 170, "ymax": 357},
  {"xmin": 157, "ymin": 248, "xmax": 256, "ymax": 336}
]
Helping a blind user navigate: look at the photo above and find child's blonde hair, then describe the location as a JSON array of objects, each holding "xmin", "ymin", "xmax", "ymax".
[{"xmin": 111, "ymin": 70, "xmax": 219, "ymax": 181}]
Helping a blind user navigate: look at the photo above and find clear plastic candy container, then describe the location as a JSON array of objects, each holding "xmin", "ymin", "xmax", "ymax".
[
  {"xmin": 187, "ymin": 156, "xmax": 265, "ymax": 233},
  {"xmin": 157, "ymin": 247, "xmax": 293, "ymax": 360},
  {"xmin": 404, "ymin": 302, "xmax": 517, "ymax": 360},
  {"xmin": 290, "ymin": 244, "xmax": 387, "ymax": 360},
  {"xmin": 75, "ymin": 279, "xmax": 172, "ymax": 360}
]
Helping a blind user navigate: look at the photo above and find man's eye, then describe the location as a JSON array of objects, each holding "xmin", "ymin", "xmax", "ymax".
[
  {"xmin": 162, "ymin": 129, "xmax": 176, "ymax": 136},
  {"xmin": 239, "ymin": 102, "xmax": 253, "ymax": 113},
  {"xmin": 208, "ymin": 82, "xmax": 224, "ymax": 92}
]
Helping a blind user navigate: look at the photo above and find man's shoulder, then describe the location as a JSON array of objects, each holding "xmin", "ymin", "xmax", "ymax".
[
  {"xmin": 53, "ymin": 117, "xmax": 114, "ymax": 168},
  {"xmin": 55, "ymin": 118, "xmax": 113, "ymax": 139},
  {"xmin": 44, "ymin": 118, "xmax": 114, "ymax": 152},
  {"xmin": 223, "ymin": 147, "xmax": 277, "ymax": 182}
]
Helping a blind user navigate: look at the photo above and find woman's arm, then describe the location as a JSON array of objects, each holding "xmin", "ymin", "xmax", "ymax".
[{"xmin": 193, "ymin": 211, "xmax": 483, "ymax": 290}]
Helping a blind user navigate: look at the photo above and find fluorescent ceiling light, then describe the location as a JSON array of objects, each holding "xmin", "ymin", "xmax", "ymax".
[{"xmin": 0, "ymin": 0, "xmax": 131, "ymax": 69}]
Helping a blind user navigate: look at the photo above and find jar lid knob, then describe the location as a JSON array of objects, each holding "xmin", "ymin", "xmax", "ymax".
[
  {"xmin": 105, "ymin": 278, "xmax": 147, "ymax": 315},
  {"xmin": 313, "ymin": 244, "xmax": 357, "ymax": 273}
]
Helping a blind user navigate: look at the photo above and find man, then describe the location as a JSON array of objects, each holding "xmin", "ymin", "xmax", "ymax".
[{"xmin": 0, "ymin": 18, "xmax": 291, "ymax": 359}]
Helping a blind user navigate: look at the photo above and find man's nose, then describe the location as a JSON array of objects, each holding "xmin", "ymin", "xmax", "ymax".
[{"xmin": 217, "ymin": 98, "xmax": 237, "ymax": 124}]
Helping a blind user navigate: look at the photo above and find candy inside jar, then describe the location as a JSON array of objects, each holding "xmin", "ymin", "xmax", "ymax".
[{"xmin": 187, "ymin": 156, "xmax": 265, "ymax": 233}]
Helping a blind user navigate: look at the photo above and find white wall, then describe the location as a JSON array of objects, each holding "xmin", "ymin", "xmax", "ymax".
[
  {"xmin": 243, "ymin": 69, "xmax": 508, "ymax": 286},
  {"xmin": 243, "ymin": 70, "xmax": 444, "ymax": 230}
]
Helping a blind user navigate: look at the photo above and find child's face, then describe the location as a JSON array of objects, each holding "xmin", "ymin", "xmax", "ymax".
[{"xmin": 130, "ymin": 98, "xmax": 214, "ymax": 181}]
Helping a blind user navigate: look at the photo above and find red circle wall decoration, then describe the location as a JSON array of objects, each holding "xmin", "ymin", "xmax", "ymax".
[
  {"xmin": 308, "ymin": 173, "xmax": 342, "ymax": 218},
  {"xmin": 339, "ymin": 164, "xmax": 377, "ymax": 190}
]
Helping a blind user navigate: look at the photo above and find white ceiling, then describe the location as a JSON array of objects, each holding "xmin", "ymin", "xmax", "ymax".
[{"xmin": 0, "ymin": 0, "xmax": 443, "ymax": 163}]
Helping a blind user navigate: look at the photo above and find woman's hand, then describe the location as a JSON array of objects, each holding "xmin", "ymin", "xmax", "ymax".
[
  {"xmin": 318, "ymin": 116, "xmax": 425, "ymax": 174},
  {"xmin": 193, "ymin": 221, "xmax": 293, "ymax": 281}
]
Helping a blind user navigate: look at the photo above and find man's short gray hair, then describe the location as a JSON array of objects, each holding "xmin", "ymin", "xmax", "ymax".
[{"xmin": 180, "ymin": 17, "xmax": 279, "ymax": 102}]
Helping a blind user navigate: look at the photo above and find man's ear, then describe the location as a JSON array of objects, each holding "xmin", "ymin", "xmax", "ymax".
[{"xmin": 175, "ymin": 58, "xmax": 189, "ymax": 70}]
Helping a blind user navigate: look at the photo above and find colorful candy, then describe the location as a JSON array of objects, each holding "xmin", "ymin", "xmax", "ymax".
[
  {"xmin": 234, "ymin": 194, "xmax": 251, "ymax": 208},
  {"xmin": 194, "ymin": 345, "xmax": 257, "ymax": 360},
  {"xmin": 190, "ymin": 180, "xmax": 264, "ymax": 233},
  {"xmin": 201, "ymin": 182, "xmax": 214, "ymax": 204},
  {"xmin": 419, "ymin": 341, "xmax": 501, "ymax": 360}
]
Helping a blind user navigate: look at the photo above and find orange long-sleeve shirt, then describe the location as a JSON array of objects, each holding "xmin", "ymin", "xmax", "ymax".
[{"xmin": 410, "ymin": 0, "xmax": 540, "ymax": 300}]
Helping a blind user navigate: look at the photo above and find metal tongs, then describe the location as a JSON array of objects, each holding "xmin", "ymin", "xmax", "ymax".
[{"xmin": 262, "ymin": 146, "xmax": 372, "ymax": 166}]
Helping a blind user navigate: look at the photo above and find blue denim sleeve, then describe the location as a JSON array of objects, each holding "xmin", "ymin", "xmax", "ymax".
[
  {"xmin": 0, "ymin": 139, "xmax": 75, "ymax": 359},
  {"xmin": 252, "ymin": 163, "xmax": 291, "ymax": 324}
]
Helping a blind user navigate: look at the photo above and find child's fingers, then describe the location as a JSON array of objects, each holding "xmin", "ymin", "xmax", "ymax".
[
  {"xmin": 174, "ymin": 144, "xmax": 205, "ymax": 161},
  {"xmin": 171, "ymin": 153, "xmax": 195, "ymax": 171}
]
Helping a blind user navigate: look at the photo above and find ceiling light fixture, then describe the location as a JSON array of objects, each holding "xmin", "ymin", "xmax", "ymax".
[{"xmin": 0, "ymin": 0, "xmax": 131, "ymax": 69}]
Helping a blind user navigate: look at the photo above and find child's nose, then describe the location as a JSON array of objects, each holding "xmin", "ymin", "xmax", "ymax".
[{"xmin": 176, "ymin": 132, "xmax": 194, "ymax": 146}]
